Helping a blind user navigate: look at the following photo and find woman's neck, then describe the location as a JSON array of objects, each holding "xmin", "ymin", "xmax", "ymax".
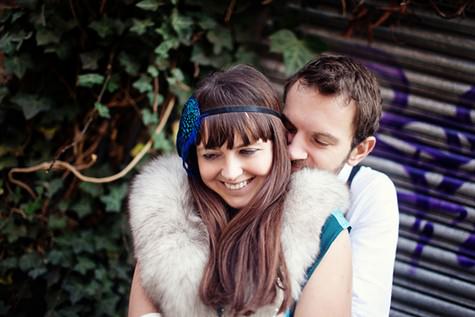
[{"xmin": 226, "ymin": 207, "xmax": 239, "ymax": 220}]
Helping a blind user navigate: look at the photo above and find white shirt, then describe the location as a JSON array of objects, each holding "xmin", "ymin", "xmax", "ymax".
[{"xmin": 338, "ymin": 164, "xmax": 399, "ymax": 317}]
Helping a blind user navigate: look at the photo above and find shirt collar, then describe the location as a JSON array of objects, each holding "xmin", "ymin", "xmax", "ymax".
[{"xmin": 337, "ymin": 163, "xmax": 353, "ymax": 183}]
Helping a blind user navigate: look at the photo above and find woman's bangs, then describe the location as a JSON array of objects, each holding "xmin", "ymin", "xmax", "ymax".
[{"xmin": 199, "ymin": 113, "xmax": 274, "ymax": 149}]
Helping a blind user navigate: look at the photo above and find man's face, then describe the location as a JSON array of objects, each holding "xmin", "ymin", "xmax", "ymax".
[{"xmin": 283, "ymin": 82, "xmax": 356, "ymax": 174}]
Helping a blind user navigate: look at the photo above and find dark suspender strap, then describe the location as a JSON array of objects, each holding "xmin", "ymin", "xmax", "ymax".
[{"xmin": 347, "ymin": 165, "xmax": 362, "ymax": 187}]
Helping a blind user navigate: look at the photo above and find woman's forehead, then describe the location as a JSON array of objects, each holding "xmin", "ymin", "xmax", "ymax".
[{"xmin": 198, "ymin": 133, "xmax": 257, "ymax": 149}]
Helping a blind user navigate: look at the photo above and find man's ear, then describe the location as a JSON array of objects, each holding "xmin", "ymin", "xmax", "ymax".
[{"xmin": 347, "ymin": 136, "xmax": 376, "ymax": 166}]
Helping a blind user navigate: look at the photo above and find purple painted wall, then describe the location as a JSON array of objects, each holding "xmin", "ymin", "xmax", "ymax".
[{"xmin": 264, "ymin": 1, "xmax": 475, "ymax": 315}]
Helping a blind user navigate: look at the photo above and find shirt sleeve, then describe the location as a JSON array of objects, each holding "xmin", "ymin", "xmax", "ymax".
[{"xmin": 349, "ymin": 172, "xmax": 399, "ymax": 317}]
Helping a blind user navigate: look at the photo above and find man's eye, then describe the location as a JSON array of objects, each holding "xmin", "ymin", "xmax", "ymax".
[{"xmin": 313, "ymin": 138, "xmax": 329, "ymax": 146}]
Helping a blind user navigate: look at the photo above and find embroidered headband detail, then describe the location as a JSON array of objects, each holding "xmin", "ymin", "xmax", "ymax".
[
  {"xmin": 176, "ymin": 95, "xmax": 281, "ymax": 175},
  {"xmin": 176, "ymin": 96, "xmax": 201, "ymax": 175}
]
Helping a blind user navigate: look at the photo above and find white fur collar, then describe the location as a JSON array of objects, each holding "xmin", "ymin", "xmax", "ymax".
[{"xmin": 129, "ymin": 155, "xmax": 349, "ymax": 317}]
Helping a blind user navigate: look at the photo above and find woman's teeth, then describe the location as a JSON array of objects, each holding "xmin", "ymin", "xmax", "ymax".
[{"xmin": 224, "ymin": 180, "xmax": 249, "ymax": 190}]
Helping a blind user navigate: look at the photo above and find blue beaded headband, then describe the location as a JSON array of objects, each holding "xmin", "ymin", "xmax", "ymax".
[{"xmin": 176, "ymin": 96, "xmax": 281, "ymax": 175}]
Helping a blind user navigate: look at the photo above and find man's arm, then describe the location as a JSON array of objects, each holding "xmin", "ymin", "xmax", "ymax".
[
  {"xmin": 294, "ymin": 230, "xmax": 352, "ymax": 317},
  {"xmin": 349, "ymin": 172, "xmax": 399, "ymax": 317}
]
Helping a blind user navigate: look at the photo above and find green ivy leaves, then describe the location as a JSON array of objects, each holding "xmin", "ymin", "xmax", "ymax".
[
  {"xmin": 35, "ymin": 28, "xmax": 61, "ymax": 46},
  {"xmin": 10, "ymin": 93, "xmax": 53, "ymax": 120},
  {"xmin": 89, "ymin": 17, "xmax": 126, "ymax": 39},
  {"xmin": 94, "ymin": 102, "xmax": 110, "ymax": 119},
  {"xmin": 136, "ymin": 0, "xmax": 165, "ymax": 11},
  {"xmin": 130, "ymin": 18, "xmax": 154, "ymax": 35},
  {"xmin": 78, "ymin": 74, "xmax": 105, "ymax": 88},
  {"xmin": 171, "ymin": 9, "xmax": 194, "ymax": 44},
  {"xmin": 269, "ymin": 29, "xmax": 315, "ymax": 76},
  {"xmin": 100, "ymin": 183, "xmax": 128, "ymax": 213}
]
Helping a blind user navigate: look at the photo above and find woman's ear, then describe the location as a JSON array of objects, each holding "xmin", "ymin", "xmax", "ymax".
[{"xmin": 347, "ymin": 136, "xmax": 376, "ymax": 166}]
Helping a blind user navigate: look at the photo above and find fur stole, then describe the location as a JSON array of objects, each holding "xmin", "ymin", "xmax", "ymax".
[{"xmin": 128, "ymin": 155, "xmax": 349, "ymax": 317}]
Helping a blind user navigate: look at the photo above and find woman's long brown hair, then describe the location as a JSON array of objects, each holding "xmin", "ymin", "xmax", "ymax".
[{"xmin": 188, "ymin": 65, "xmax": 292, "ymax": 315}]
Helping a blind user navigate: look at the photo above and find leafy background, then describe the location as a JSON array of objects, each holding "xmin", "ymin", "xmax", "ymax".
[{"xmin": 0, "ymin": 0, "xmax": 317, "ymax": 315}]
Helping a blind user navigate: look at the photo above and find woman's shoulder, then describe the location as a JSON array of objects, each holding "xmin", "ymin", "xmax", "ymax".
[
  {"xmin": 132, "ymin": 154, "xmax": 184, "ymax": 187},
  {"xmin": 130, "ymin": 154, "xmax": 186, "ymax": 199},
  {"xmin": 128, "ymin": 155, "xmax": 211, "ymax": 317},
  {"xmin": 128, "ymin": 154, "xmax": 191, "ymax": 226}
]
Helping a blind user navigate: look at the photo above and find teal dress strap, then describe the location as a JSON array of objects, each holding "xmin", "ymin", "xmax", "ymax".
[
  {"xmin": 285, "ymin": 210, "xmax": 351, "ymax": 317},
  {"xmin": 306, "ymin": 210, "xmax": 351, "ymax": 278}
]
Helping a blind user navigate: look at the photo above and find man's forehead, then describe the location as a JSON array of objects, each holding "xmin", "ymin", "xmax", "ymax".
[
  {"xmin": 286, "ymin": 80, "xmax": 314, "ymax": 99},
  {"xmin": 283, "ymin": 111, "xmax": 335, "ymax": 136},
  {"xmin": 286, "ymin": 81, "xmax": 353, "ymax": 107},
  {"xmin": 283, "ymin": 107, "xmax": 351, "ymax": 143}
]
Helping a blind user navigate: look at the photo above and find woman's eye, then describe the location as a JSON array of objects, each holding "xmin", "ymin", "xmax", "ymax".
[
  {"xmin": 202, "ymin": 153, "xmax": 219, "ymax": 160},
  {"xmin": 240, "ymin": 148, "xmax": 258, "ymax": 156}
]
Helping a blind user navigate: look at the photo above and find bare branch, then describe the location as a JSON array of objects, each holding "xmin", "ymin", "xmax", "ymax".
[{"xmin": 9, "ymin": 96, "xmax": 176, "ymax": 196}]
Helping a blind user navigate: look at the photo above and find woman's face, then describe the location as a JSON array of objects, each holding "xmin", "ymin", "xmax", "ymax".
[{"xmin": 196, "ymin": 135, "xmax": 273, "ymax": 209}]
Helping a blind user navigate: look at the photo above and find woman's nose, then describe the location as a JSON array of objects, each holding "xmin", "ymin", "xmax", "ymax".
[{"xmin": 220, "ymin": 157, "xmax": 243, "ymax": 180}]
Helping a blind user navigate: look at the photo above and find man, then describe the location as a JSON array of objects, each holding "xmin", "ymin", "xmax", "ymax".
[{"xmin": 283, "ymin": 54, "xmax": 399, "ymax": 317}]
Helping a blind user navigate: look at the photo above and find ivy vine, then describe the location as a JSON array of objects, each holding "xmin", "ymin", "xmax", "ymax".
[{"xmin": 0, "ymin": 0, "xmax": 319, "ymax": 315}]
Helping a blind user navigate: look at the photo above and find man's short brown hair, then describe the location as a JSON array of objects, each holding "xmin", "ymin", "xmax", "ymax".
[{"xmin": 284, "ymin": 54, "xmax": 382, "ymax": 148}]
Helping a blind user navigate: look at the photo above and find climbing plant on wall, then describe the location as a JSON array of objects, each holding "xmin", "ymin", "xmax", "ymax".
[{"xmin": 0, "ymin": 0, "xmax": 301, "ymax": 315}]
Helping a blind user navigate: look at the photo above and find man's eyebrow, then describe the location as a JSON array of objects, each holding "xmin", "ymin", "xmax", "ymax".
[{"xmin": 312, "ymin": 132, "xmax": 338, "ymax": 144}]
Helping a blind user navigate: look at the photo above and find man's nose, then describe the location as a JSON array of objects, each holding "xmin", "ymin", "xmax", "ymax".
[
  {"xmin": 221, "ymin": 157, "xmax": 243, "ymax": 180},
  {"xmin": 287, "ymin": 134, "xmax": 308, "ymax": 161}
]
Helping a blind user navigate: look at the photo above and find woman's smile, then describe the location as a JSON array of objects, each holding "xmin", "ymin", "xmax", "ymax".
[
  {"xmin": 222, "ymin": 177, "xmax": 254, "ymax": 190},
  {"xmin": 197, "ymin": 137, "xmax": 273, "ymax": 209}
]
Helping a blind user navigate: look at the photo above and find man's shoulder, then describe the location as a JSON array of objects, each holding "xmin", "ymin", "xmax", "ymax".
[
  {"xmin": 356, "ymin": 164, "xmax": 388, "ymax": 178},
  {"xmin": 346, "ymin": 164, "xmax": 399, "ymax": 224},
  {"xmin": 352, "ymin": 165, "xmax": 396, "ymax": 193}
]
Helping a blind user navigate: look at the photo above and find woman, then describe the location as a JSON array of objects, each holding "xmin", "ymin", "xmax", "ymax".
[{"xmin": 128, "ymin": 65, "xmax": 352, "ymax": 317}]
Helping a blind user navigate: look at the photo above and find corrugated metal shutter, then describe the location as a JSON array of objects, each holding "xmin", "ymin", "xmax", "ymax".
[{"xmin": 262, "ymin": 1, "xmax": 475, "ymax": 315}]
